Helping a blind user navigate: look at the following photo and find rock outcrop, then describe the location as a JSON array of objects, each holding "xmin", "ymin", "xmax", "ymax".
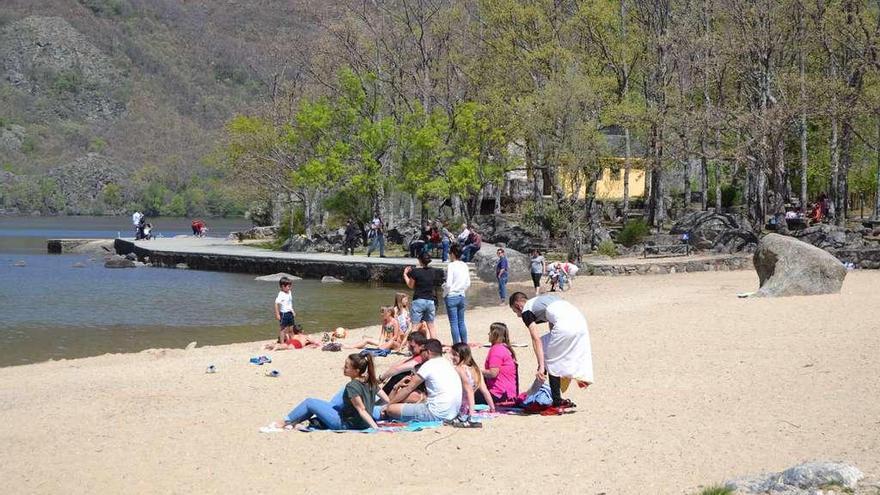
[
  {"xmin": 254, "ymin": 273, "xmax": 301, "ymax": 282},
  {"xmin": 793, "ymin": 224, "xmax": 866, "ymax": 251},
  {"xmin": 472, "ymin": 215, "xmax": 550, "ymax": 253},
  {"xmin": 472, "ymin": 243, "xmax": 530, "ymax": 283},
  {"xmin": 104, "ymin": 255, "xmax": 135, "ymax": 268},
  {"xmin": 726, "ymin": 461, "xmax": 864, "ymax": 494},
  {"xmin": 48, "ymin": 153, "xmax": 127, "ymax": 215},
  {"xmin": 231, "ymin": 225, "xmax": 278, "ymax": 241},
  {"xmin": 753, "ymin": 233, "xmax": 846, "ymax": 297},
  {"xmin": 0, "ymin": 16, "xmax": 127, "ymax": 120},
  {"xmin": 670, "ymin": 211, "xmax": 757, "ymax": 253}
]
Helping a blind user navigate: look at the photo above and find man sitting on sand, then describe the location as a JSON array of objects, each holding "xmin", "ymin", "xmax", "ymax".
[
  {"xmin": 378, "ymin": 332, "xmax": 428, "ymax": 385},
  {"xmin": 383, "ymin": 338, "xmax": 462, "ymax": 422},
  {"xmin": 508, "ymin": 292, "xmax": 593, "ymax": 408}
]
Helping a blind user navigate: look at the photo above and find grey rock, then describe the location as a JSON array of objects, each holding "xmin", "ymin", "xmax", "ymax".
[
  {"xmin": 254, "ymin": 273, "xmax": 302, "ymax": 282},
  {"xmin": 793, "ymin": 224, "xmax": 866, "ymax": 251},
  {"xmin": 472, "ymin": 243, "xmax": 530, "ymax": 283},
  {"xmin": 231, "ymin": 225, "xmax": 279, "ymax": 241},
  {"xmin": 71, "ymin": 262, "xmax": 86, "ymax": 268},
  {"xmin": 104, "ymin": 256, "xmax": 135, "ymax": 268},
  {"xmin": 725, "ymin": 461, "xmax": 863, "ymax": 494},
  {"xmin": 124, "ymin": 252, "xmax": 137, "ymax": 261},
  {"xmin": 670, "ymin": 211, "xmax": 757, "ymax": 253},
  {"xmin": 13, "ymin": 260, "xmax": 26, "ymax": 267},
  {"xmin": 184, "ymin": 341, "xmax": 197, "ymax": 351},
  {"xmin": 472, "ymin": 215, "xmax": 549, "ymax": 253},
  {"xmin": 175, "ymin": 263, "xmax": 189, "ymax": 270},
  {"xmin": 754, "ymin": 234, "xmax": 847, "ymax": 297},
  {"xmin": 321, "ymin": 276, "xmax": 343, "ymax": 283}
]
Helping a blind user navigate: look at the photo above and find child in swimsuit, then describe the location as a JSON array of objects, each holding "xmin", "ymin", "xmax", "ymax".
[
  {"xmin": 450, "ymin": 342, "xmax": 495, "ymax": 416},
  {"xmin": 345, "ymin": 307, "xmax": 402, "ymax": 351}
]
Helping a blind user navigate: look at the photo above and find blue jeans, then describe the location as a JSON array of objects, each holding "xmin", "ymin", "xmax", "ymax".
[
  {"xmin": 445, "ymin": 294, "xmax": 467, "ymax": 344},
  {"xmin": 411, "ymin": 298, "xmax": 436, "ymax": 323},
  {"xmin": 367, "ymin": 234, "xmax": 385, "ymax": 256},
  {"xmin": 461, "ymin": 244, "xmax": 478, "ymax": 262},
  {"xmin": 397, "ymin": 403, "xmax": 441, "ymax": 422},
  {"xmin": 329, "ymin": 386, "xmax": 382, "ymax": 419},
  {"xmin": 441, "ymin": 239, "xmax": 450, "ymax": 262},
  {"xmin": 284, "ymin": 398, "xmax": 344, "ymax": 430},
  {"xmin": 497, "ymin": 275, "xmax": 508, "ymax": 302}
]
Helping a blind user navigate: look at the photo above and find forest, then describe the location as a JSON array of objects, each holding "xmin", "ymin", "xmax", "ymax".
[{"xmin": 225, "ymin": 0, "xmax": 880, "ymax": 244}]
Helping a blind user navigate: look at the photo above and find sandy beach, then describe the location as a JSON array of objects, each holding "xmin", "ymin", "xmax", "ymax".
[{"xmin": 2, "ymin": 269, "xmax": 880, "ymax": 494}]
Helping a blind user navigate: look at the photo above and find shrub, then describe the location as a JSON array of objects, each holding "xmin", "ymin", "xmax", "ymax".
[
  {"xmin": 596, "ymin": 240, "xmax": 618, "ymax": 257},
  {"xmin": 696, "ymin": 486, "xmax": 733, "ymax": 495},
  {"xmin": 617, "ymin": 218, "xmax": 650, "ymax": 247},
  {"xmin": 52, "ymin": 70, "xmax": 83, "ymax": 94},
  {"xmin": 101, "ymin": 183, "xmax": 123, "ymax": 209},
  {"xmin": 521, "ymin": 200, "xmax": 568, "ymax": 237},
  {"xmin": 278, "ymin": 207, "xmax": 306, "ymax": 239}
]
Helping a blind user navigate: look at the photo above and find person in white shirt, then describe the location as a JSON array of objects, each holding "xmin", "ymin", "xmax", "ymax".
[
  {"xmin": 443, "ymin": 244, "xmax": 471, "ymax": 344},
  {"xmin": 131, "ymin": 211, "xmax": 142, "ymax": 237},
  {"xmin": 456, "ymin": 223, "xmax": 471, "ymax": 247},
  {"xmin": 384, "ymin": 339, "xmax": 462, "ymax": 421},
  {"xmin": 273, "ymin": 277, "xmax": 295, "ymax": 342}
]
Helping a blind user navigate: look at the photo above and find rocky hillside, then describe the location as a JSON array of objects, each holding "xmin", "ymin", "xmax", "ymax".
[{"xmin": 0, "ymin": 0, "xmax": 332, "ymax": 215}]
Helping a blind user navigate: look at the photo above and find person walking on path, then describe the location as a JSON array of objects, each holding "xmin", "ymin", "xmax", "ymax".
[
  {"xmin": 495, "ymin": 247, "xmax": 509, "ymax": 304},
  {"xmin": 530, "ymin": 249, "xmax": 546, "ymax": 296},
  {"xmin": 508, "ymin": 292, "xmax": 594, "ymax": 408},
  {"xmin": 404, "ymin": 252, "xmax": 438, "ymax": 340},
  {"xmin": 366, "ymin": 215, "xmax": 386, "ymax": 257},
  {"xmin": 132, "ymin": 211, "xmax": 143, "ymax": 238},
  {"xmin": 343, "ymin": 219, "xmax": 360, "ymax": 255},
  {"xmin": 443, "ymin": 244, "xmax": 471, "ymax": 344}
]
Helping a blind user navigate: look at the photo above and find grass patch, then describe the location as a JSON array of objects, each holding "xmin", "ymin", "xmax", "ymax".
[{"xmin": 696, "ymin": 486, "xmax": 734, "ymax": 495}]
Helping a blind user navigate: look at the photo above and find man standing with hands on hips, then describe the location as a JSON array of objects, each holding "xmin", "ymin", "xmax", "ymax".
[
  {"xmin": 508, "ymin": 291, "xmax": 593, "ymax": 408},
  {"xmin": 495, "ymin": 247, "xmax": 508, "ymax": 305}
]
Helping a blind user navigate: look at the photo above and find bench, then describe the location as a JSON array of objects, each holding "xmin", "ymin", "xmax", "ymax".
[{"xmin": 643, "ymin": 242, "xmax": 690, "ymax": 258}]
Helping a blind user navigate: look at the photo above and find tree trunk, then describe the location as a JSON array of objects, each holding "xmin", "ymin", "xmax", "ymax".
[
  {"xmin": 829, "ymin": 115, "xmax": 839, "ymax": 222},
  {"xmin": 494, "ymin": 181, "xmax": 502, "ymax": 214},
  {"xmin": 798, "ymin": 2, "xmax": 809, "ymax": 212},
  {"xmin": 838, "ymin": 120, "xmax": 853, "ymax": 226},
  {"xmin": 875, "ymin": 115, "xmax": 880, "ymax": 220},
  {"xmin": 622, "ymin": 127, "xmax": 632, "ymax": 220}
]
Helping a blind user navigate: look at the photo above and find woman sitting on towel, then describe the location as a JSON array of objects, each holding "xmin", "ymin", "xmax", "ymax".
[
  {"xmin": 345, "ymin": 307, "xmax": 403, "ymax": 351},
  {"xmin": 479, "ymin": 322, "xmax": 519, "ymax": 405},
  {"xmin": 451, "ymin": 343, "xmax": 495, "ymax": 417},
  {"xmin": 262, "ymin": 353, "xmax": 388, "ymax": 432}
]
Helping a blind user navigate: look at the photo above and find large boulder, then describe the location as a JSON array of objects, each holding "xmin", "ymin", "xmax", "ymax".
[
  {"xmin": 670, "ymin": 211, "xmax": 757, "ymax": 253},
  {"xmin": 472, "ymin": 243, "xmax": 530, "ymax": 283},
  {"xmin": 104, "ymin": 255, "xmax": 135, "ymax": 268},
  {"xmin": 753, "ymin": 233, "xmax": 846, "ymax": 297},
  {"xmin": 472, "ymin": 215, "xmax": 549, "ymax": 253}
]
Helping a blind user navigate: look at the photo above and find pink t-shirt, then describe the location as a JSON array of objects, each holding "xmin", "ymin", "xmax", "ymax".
[{"xmin": 485, "ymin": 343, "xmax": 517, "ymax": 399}]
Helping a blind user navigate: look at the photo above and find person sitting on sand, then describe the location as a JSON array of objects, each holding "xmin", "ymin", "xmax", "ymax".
[
  {"xmin": 383, "ymin": 339, "xmax": 462, "ymax": 422},
  {"xmin": 346, "ymin": 307, "xmax": 403, "ymax": 351},
  {"xmin": 479, "ymin": 322, "xmax": 519, "ymax": 405},
  {"xmin": 264, "ymin": 324, "xmax": 321, "ymax": 350},
  {"xmin": 450, "ymin": 343, "xmax": 495, "ymax": 417},
  {"xmin": 262, "ymin": 353, "xmax": 388, "ymax": 432},
  {"xmin": 378, "ymin": 331, "xmax": 428, "ymax": 385}
]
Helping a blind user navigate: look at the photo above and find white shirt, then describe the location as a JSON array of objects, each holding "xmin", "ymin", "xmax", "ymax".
[
  {"xmin": 417, "ymin": 357, "xmax": 463, "ymax": 420},
  {"xmin": 444, "ymin": 260, "xmax": 471, "ymax": 297},
  {"xmin": 275, "ymin": 290, "xmax": 293, "ymax": 314},
  {"xmin": 132, "ymin": 212, "xmax": 142, "ymax": 226},
  {"xmin": 457, "ymin": 228, "xmax": 471, "ymax": 242}
]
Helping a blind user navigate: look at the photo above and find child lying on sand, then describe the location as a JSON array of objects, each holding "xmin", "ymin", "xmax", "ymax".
[{"xmin": 264, "ymin": 324, "xmax": 321, "ymax": 350}]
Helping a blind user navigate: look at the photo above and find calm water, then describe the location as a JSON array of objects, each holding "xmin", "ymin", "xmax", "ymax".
[
  {"xmin": 0, "ymin": 217, "xmax": 402, "ymax": 366},
  {"xmin": 0, "ymin": 216, "xmax": 501, "ymax": 367}
]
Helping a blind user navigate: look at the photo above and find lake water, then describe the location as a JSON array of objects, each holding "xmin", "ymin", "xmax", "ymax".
[{"xmin": 0, "ymin": 216, "xmax": 502, "ymax": 367}]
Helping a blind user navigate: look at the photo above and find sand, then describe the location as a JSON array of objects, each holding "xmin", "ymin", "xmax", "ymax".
[{"xmin": 2, "ymin": 270, "xmax": 880, "ymax": 494}]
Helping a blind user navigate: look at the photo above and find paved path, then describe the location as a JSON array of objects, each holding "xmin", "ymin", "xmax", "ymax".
[{"xmin": 125, "ymin": 236, "xmax": 450, "ymax": 267}]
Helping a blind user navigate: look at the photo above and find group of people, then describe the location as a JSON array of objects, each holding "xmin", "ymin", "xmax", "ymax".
[
  {"xmin": 131, "ymin": 211, "xmax": 153, "ymax": 240},
  {"xmin": 262, "ymin": 258, "xmax": 594, "ymax": 432}
]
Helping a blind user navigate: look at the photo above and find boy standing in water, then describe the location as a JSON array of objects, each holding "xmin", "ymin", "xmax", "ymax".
[{"xmin": 274, "ymin": 277, "xmax": 295, "ymax": 342}]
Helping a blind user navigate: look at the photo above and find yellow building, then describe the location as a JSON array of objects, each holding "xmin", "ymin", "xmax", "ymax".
[{"xmin": 562, "ymin": 159, "xmax": 647, "ymax": 200}]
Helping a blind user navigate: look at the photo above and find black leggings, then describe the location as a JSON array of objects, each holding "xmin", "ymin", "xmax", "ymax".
[
  {"xmin": 548, "ymin": 374, "xmax": 563, "ymax": 405},
  {"xmin": 475, "ymin": 390, "xmax": 505, "ymax": 405}
]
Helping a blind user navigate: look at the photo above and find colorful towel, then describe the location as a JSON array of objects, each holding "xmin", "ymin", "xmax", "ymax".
[{"xmin": 295, "ymin": 420, "xmax": 444, "ymax": 433}]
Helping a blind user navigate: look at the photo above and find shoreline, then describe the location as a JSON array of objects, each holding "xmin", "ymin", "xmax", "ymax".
[{"xmin": 3, "ymin": 270, "xmax": 880, "ymax": 494}]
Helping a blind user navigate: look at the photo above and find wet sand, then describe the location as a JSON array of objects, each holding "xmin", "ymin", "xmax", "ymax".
[{"xmin": 2, "ymin": 270, "xmax": 879, "ymax": 494}]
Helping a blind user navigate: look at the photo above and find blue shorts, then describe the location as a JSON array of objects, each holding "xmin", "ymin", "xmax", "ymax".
[
  {"xmin": 279, "ymin": 312, "xmax": 295, "ymax": 328},
  {"xmin": 410, "ymin": 299, "xmax": 436, "ymax": 323},
  {"xmin": 398, "ymin": 403, "xmax": 441, "ymax": 422}
]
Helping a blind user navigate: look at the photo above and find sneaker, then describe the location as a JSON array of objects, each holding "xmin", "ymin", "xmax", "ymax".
[
  {"xmin": 259, "ymin": 422, "xmax": 284, "ymax": 433},
  {"xmin": 266, "ymin": 369, "xmax": 280, "ymax": 378},
  {"xmin": 205, "ymin": 365, "xmax": 216, "ymax": 374}
]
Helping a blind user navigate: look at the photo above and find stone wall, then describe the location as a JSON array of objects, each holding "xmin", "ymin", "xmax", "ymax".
[
  {"xmin": 584, "ymin": 255, "xmax": 753, "ymax": 276},
  {"xmin": 831, "ymin": 248, "xmax": 880, "ymax": 269},
  {"xmin": 114, "ymin": 239, "xmax": 445, "ymax": 284}
]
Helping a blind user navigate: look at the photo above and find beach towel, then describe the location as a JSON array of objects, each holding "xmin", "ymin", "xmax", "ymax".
[{"xmin": 294, "ymin": 420, "xmax": 444, "ymax": 434}]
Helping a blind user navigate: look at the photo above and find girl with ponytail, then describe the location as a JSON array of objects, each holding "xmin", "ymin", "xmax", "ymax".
[{"xmin": 261, "ymin": 353, "xmax": 385, "ymax": 432}]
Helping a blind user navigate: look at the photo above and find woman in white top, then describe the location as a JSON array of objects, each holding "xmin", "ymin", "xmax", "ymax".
[{"xmin": 443, "ymin": 244, "xmax": 471, "ymax": 344}]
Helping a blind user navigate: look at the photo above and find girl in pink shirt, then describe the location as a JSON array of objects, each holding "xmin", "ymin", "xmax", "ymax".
[{"xmin": 480, "ymin": 322, "xmax": 519, "ymax": 404}]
